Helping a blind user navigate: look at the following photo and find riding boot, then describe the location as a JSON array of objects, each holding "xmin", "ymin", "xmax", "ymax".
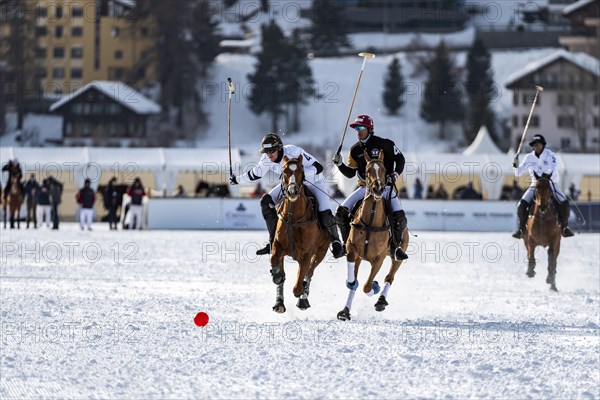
[
  {"xmin": 391, "ymin": 210, "xmax": 408, "ymax": 261},
  {"xmin": 335, "ymin": 206, "xmax": 351, "ymax": 252},
  {"xmin": 318, "ymin": 210, "xmax": 345, "ymax": 258},
  {"xmin": 257, "ymin": 194, "xmax": 278, "ymax": 255},
  {"xmin": 558, "ymin": 201, "xmax": 574, "ymax": 237},
  {"xmin": 512, "ymin": 200, "xmax": 530, "ymax": 239}
]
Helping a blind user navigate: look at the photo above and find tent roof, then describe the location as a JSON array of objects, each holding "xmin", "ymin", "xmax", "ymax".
[{"xmin": 463, "ymin": 126, "xmax": 502, "ymax": 156}]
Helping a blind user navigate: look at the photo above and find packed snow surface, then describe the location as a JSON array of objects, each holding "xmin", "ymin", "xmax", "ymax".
[{"xmin": 1, "ymin": 225, "xmax": 598, "ymax": 399}]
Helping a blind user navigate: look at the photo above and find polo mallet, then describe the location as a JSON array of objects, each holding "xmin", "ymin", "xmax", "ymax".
[
  {"xmin": 227, "ymin": 77, "xmax": 235, "ymax": 179},
  {"xmin": 513, "ymin": 85, "xmax": 544, "ymax": 167},
  {"xmin": 336, "ymin": 52, "xmax": 376, "ymax": 156}
]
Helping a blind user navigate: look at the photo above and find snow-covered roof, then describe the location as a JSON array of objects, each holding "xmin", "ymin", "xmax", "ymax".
[
  {"xmin": 563, "ymin": 0, "xmax": 597, "ymax": 15},
  {"xmin": 505, "ymin": 49, "xmax": 600, "ymax": 87},
  {"xmin": 49, "ymin": 81, "xmax": 161, "ymax": 115},
  {"xmin": 114, "ymin": 0, "xmax": 135, "ymax": 8},
  {"xmin": 219, "ymin": 39, "xmax": 255, "ymax": 48},
  {"xmin": 463, "ymin": 126, "xmax": 502, "ymax": 156}
]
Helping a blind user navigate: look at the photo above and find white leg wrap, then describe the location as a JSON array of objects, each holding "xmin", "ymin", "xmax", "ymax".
[
  {"xmin": 345, "ymin": 289, "xmax": 356, "ymax": 310},
  {"xmin": 347, "ymin": 262, "xmax": 355, "ymax": 283},
  {"xmin": 381, "ymin": 282, "xmax": 391, "ymax": 298},
  {"xmin": 366, "ymin": 288, "xmax": 375, "ymax": 297}
]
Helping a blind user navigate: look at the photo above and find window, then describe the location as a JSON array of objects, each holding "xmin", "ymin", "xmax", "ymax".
[
  {"xmin": 72, "ymin": 27, "xmax": 83, "ymax": 37},
  {"xmin": 108, "ymin": 104, "xmax": 121, "ymax": 114},
  {"xmin": 36, "ymin": 27, "xmax": 48, "ymax": 37},
  {"xmin": 65, "ymin": 122, "xmax": 73, "ymax": 136},
  {"xmin": 522, "ymin": 115, "xmax": 539, "ymax": 127},
  {"xmin": 513, "ymin": 92, "xmax": 518, "ymax": 105},
  {"xmin": 140, "ymin": 27, "xmax": 149, "ymax": 36},
  {"xmin": 71, "ymin": 47, "xmax": 83, "ymax": 59},
  {"xmin": 557, "ymin": 116, "xmax": 575, "ymax": 128},
  {"xmin": 55, "ymin": 6, "xmax": 63, "ymax": 18},
  {"xmin": 36, "ymin": 6, "xmax": 47, "ymax": 19},
  {"xmin": 561, "ymin": 138, "xmax": 571, "ymax": 149},
  {"xmin": 522, "ymin": 93, "xmax": 540, "ymax": 105},
  {"xmin": 595, "ymin": 94, "xmax": 599, "ymax": 106},
  {"xmin": 55, "ymin": 26, "xmax": 63, "ymax": 38},
  {"xmin": 82, "ymin": 122, "xmax": 92, "ymax": 137},
  {"xmin": 36, "ymin": 47, "xmax": 47, "ymax": 58},
  {"xmin": 52, "ymin": 68, "xmax": 65, "ymax": 78},
  {"xmin": 92, "ymin": 104, "xmax": 104, "ymax": 114},
  {"xmin": 72, "ymin": 104, "xmax": 83, "ymax": 114},
  {"xmin": 512, "ymin": 115, "xmax": 518, "ymax": 128},
  {"xmin": 108, "ymin": 123, "xmax": 123, "ymax": 136},
  {"xmin": 111, "ymin": 68, "xmax": 124, "ymax": 80},
  {"xmin": 72, "ymin": 7, "xmax": 83, "ymax": 17},
  {"xmin": 114, "ymin": 50, "xmax": 123, "ymax": 59},
  {"xmin": 71, "ymin": 68, "xmax": 83, "ymax": 79},
  {"xmin": 36, "ymin": 68, "xmax": 47, "ymax": 78},
  {"xmin": 594, "ymin": 116, "xmax": 599, "ymax": 128},
  {"xmin": 111, "ymin": 27, "xmax": 120, "ymax": 37},
  {"xmin": 53, "ymin": 47, "xmax": 64, "ymax": 58},
  {"xmin": 557, "ymin": 93, "xmax": 575, "ymax": 106}
]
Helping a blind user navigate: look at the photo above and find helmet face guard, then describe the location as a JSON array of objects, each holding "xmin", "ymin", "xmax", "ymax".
[{"xmin": 260, "ymin": 133, "xmax": 283, "ymax": 154}]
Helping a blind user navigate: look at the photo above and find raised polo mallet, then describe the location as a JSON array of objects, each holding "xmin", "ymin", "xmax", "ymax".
[
  {"xmin": 513, "ymin": 85, "xmax": 544, "ymax": 167},
  {"xmin": 227, "ymin": 77, "xmax": 235, "ymax": 179},
  {"xmin": 336, "ymin": 52, "xmax": 376, "ymax": 156}
]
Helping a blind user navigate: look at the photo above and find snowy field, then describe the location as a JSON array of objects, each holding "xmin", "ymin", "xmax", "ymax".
[{"xmin": 1, "ymin": 224, "xmax": 599, "ymax": 399}]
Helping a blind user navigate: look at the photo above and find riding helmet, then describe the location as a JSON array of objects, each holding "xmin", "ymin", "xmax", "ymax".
[
  {"xmin": 529, "ymin": 134, "xmax": 547, "ymax": 146},
  {"xmin": 260, "ymin": 133, "xmax": 283, "ymax": 154},
  {"xmin": 350, "ymin": 114, "xmax": 374, "ymax": 130}
]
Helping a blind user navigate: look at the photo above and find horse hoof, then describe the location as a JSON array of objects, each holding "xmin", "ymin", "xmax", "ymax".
[
  {"xmin": 550, "ymin": 285, "xmax": 558, "ymax": 292},
  {"xmin": 526, "ymin": 268, "xmax": 535, "ymax": 278},
  {"xmin": 297, "ymin": 298, "xmax": 310, "ymax": 310},
  {"xmin": 272, "ymin": 300, "xmax": 286, "ymax": 313},
  {"xmin": 374, "ymin": 295, "xmax": 388, "ymax": 312},
  {"xmin": 546, "ymin": 275, "xmax": 555, "ymax": 284},
  {"xmin": 337, "ymin": 307, "xmax": 351, "ymax": 321},
  {"xmin": 372, "ymin": 281, "xmax": 380, "ymax": 295},
  {"xmin": 346, "ymin": 279, "xmax": 358, "ymax": 290}
]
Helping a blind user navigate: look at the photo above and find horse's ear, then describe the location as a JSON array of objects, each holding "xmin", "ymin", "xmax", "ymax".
[
  {"xmin": 284, "ymin": 156, "xmax": 289, "ymax": 163},
  {"xmin": 297, "ymin": 154, "xmax": 303, "ymax": 164},
  {"xmin": 364, "ymin": 150, "xmax": 371, "ymax": 162},
  {"xmin": 533, "ymin": 171, "xmax": 540, "ymax": 180},
  {"xmin": 546, "ymin": 172, "xmax": 552, "ymax": 179},
  {"xmin": 378, "ymin": 149, "xmax": 384, "ymax": 160}
]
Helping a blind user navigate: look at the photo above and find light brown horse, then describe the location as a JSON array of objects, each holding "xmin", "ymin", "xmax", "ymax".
[
  {"xmin": 524, "ymin": 172, "xmax": 562, "ymax": 291},
  {"xmin": 337, "ymin": 150, "xmax": 409, "ymax": 321},
  {"xmin": 3, "ymin": 175, "xmax": 25, "ymax": 229},
  {"xmin": 270, "ymin": 155, "xmax": 330, "ymax": 313}
]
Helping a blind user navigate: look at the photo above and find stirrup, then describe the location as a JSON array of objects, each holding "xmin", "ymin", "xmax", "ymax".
[
  {"xmin": 256, "ymin": 243, "xmax": 271, "ymax": 255},
  {"xmin": 393, "ymin": 247, "xmax": 408, "ymax": 261},
  {"xmin": 562, "ymin": 227, "xmax": 574, "ymax": 238},
  {"xmin": 331, "ymin": 240, "xmax": 345, "ymax": 258},
  {"xmin": 512, "ymin": 229, "xmax": 523, "ymax": 239}
]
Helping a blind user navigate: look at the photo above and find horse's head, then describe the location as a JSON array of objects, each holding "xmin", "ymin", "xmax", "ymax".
[
  {"xmin": 282, "ymin": 155, "xmax": 304, "ymax": 202},
  {"xmin": 365, "ymin": 150, "xmax": 386, "ymax": 201},
  {"xmin": 534, "ymin": 172, "xmax": 553, "ymax": 214}
]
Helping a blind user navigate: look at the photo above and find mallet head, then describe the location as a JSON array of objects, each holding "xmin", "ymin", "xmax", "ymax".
[
  {"xmin": 358, "ymin": 52, "xmax": 376, "ymax": 59},
  {"xmin": 535, "ymin": 85, "xmax": 544, "ymax": 92}
]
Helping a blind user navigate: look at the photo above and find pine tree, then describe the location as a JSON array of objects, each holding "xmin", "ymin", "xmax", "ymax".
[
  {"xmin": 247, "ymin": 22, "xmax": 315, "ymax": 132},
  {"xmin": 309, "ymin": 0, "xmax": 352, "ymax": 56},
  {"xmin": 420, "ymin": 41, "xmax": 464, "ymax": 139},
  {"xmin": 465, "ymin": 39, "xmax": 497, "ymax": 143},
  {"xmin": 383, "ymin": 57, "xmax": 406, "ymax": 115}
]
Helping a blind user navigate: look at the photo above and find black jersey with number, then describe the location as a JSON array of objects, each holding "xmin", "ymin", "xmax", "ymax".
[{"xmin": 338, "ymin": 134, "xmax": 405, "ymax": 186}]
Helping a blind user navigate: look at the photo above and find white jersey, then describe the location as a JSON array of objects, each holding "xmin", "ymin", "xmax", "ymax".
[
  {"xmin": 238, "ymin": 145, "xmax": 324, "ymax": 184},
  {"xmin": 514, "ymin": 148, "xmax": 560, "ymax": 184}
]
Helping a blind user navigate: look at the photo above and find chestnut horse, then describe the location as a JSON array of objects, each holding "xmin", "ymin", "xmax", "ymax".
[
  {"xmin": 523, "ymin": 172, "xmax": 562, "ymax": 291},
  {"xmin": 3, "ymin": 175, "xmax": 25, "ymax": 229},
  {"xmin": 337, "ymin": 150, "xmax": 409, "ymax": 321},
  {"xmin": 270, "ymin": 155, "xmax": 330, "ymax": 313}
]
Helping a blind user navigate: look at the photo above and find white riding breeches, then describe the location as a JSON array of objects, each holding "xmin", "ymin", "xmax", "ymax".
[
  {"xmin": 521, "ymin": 183, "xmax": 567, "ymax": 204},
  {"xmin": 341, "ymin": 186, "xmax": 403, "ymax": 212},
  {"xmin": 268, "ymin": 180, "xmax": 332, "ymax": 212},
  {"xmin": 79, "ymin": 208, "xmax": 94, "ymax": 229}
]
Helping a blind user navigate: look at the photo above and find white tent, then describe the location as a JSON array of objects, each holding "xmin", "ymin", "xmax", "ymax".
[{"xmin": 462, "ymin": 126, "xmax": 502, "ymax": 156}]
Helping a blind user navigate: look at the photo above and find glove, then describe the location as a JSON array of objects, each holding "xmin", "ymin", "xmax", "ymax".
[
  {"xmin": 387, "ymin": 172, "xmax": 399, "ymax": 184},
  {"xmin": 229, "ymin": 175, "xmax": 238, "ymax": 185},
  {"xmin": 332, "ymin": 152, "xmax": 342, "ymax": 166},
  {"xmin": 512, "ymin": 155, "xmax": 519, "ymax": 169}
]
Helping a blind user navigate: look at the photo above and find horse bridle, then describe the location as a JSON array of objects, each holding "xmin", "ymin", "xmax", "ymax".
[
  {"xmin": 281, "ymin": 159, "xmax": 306, "ymax": 201},
  {"xmin": 365, "ymin": 159, "xmax": 385, "ymax": 200},
  {"xmin": 534, "ymin": 177, "xmax": 553, "ymax": 215}
]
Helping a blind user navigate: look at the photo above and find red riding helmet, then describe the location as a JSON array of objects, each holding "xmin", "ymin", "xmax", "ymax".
[{"xmin": 349, "ymin": 114, "xmax": 374, "ymax": 130}]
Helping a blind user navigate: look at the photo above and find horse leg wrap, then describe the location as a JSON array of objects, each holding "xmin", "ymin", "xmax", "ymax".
[
  {"xmin": 558, "ymin": 201, "xmax": 574, "ymax": 237},
  {"xmin": 270, "ymin": 266, "xmax": 285, "ymax": 285}
]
